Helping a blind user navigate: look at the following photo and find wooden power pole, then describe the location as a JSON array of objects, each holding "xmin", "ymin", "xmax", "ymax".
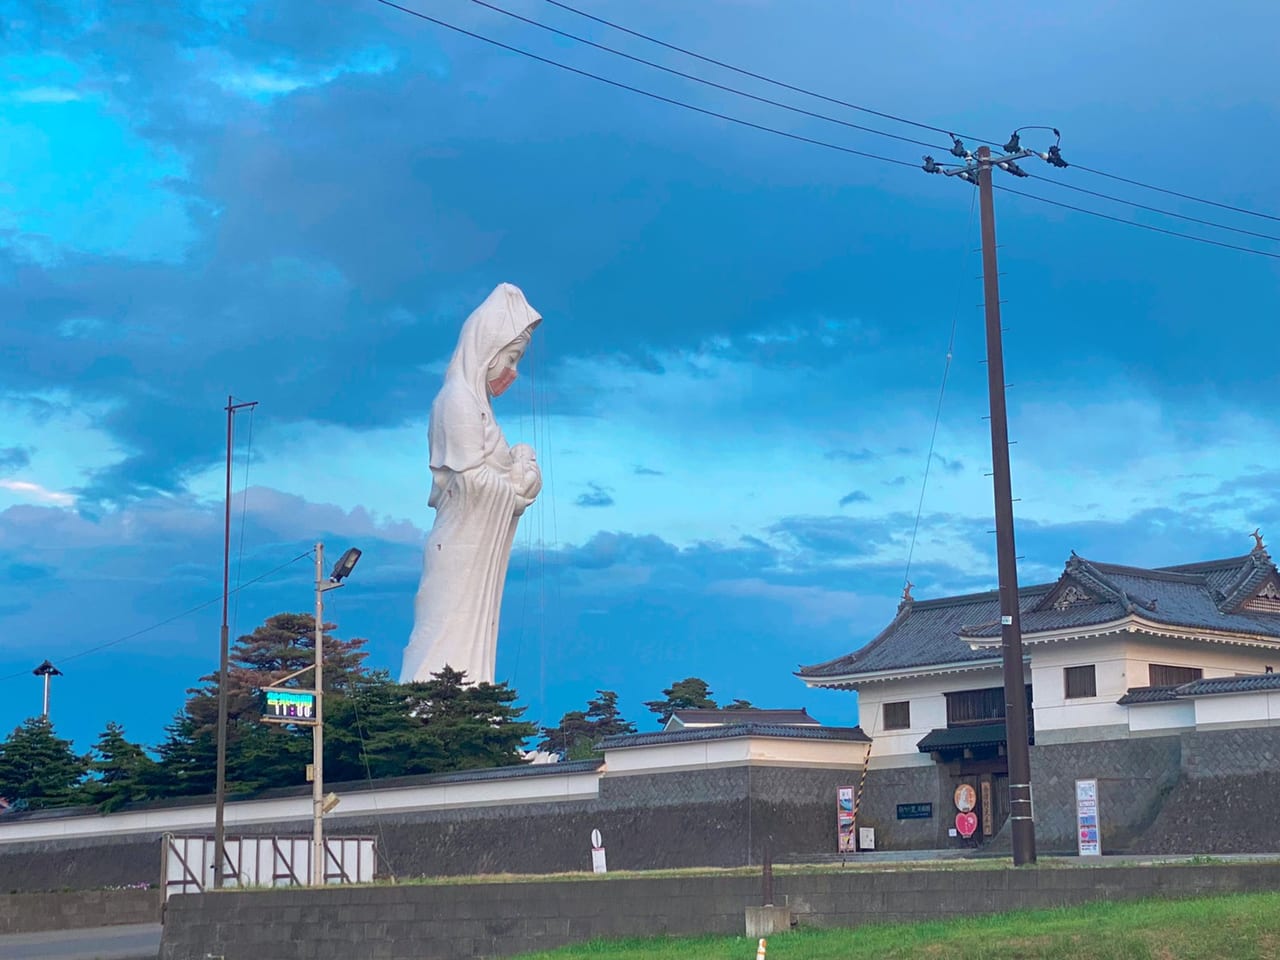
[{"xmin": 923, "ymin": 131, "xmax": 1067, "ymax": 865}]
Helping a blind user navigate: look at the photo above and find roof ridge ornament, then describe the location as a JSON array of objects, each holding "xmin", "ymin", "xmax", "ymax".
[{"xmin": 1252, "ymin": 528, "xmax": 1267, "ymax": 554}]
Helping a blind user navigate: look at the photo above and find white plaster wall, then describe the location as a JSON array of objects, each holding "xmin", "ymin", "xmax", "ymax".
[
  {"xmin": 601, "ymin": 735, "xmax": 868, "ymax": 774},
  {"xmin": 1193, "ymin": 692, "xmax": 1280, "ymax": 727},
  {"xmin": 1030, "ymin": 639, "xmax": 1131, "ymax": 733},
  {"xmin": 1128, "ymin": 701, "xmax": 1196, "ymax": 732},
  {"xmin": 0, "ymin": 769, "xmax": 602, "ymax": 846},
  {"xmin": 852, "ymin": 666, "xmax": 1008, "ymax": 767},
  {"xmin": 1123, "ymin": 635, "xmax": 1277, "ymax": 686}
]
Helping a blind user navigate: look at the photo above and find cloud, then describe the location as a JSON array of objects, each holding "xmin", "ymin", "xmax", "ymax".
[
  {"xmin": 633, "ymin": 465, "xmax": 664, "ymax": 477},
  {"xmin": 825, "ymin": 448, "xmax": 876, "ymax": 463},
  {"xmin": 838, "ymin": 490, "xmax": 870, "ymax": 507},
  {"xmin": 575, "ymin": 483, "xmax": 615, "ymax": 508},
  {"xmin": 0, "ymin": 446, "xmax": 32, "ymax": 475},
  {"xmin": 10, "ymin": 86, "xmax": 82, "ymax": 103},
  {"xmin": 0, "ymin": 479, "xmax": 75, "ymax": 506},
  {"xmin": 932, "ymin": 454, "xmax": 964, "ymax": 474}
]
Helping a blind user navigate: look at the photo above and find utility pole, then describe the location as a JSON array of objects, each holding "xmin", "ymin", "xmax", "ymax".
[
  {"xmin": 214, "ymin": 395, "xmax": 257, "ymax": 889},
  {"xmin": 924, "ymin": 130, "xmax": 1066, "ymax": 866},
  {"xmin": 312, "ymin": 542, "xmax": 327, "ymax": 887},
  {"xmin": 33, "ymin": 660, "xmax": 62, "ymax": 719},
  {"xmin": 310, "ymin": 543, "xmax": 363, "ymax": 885}
]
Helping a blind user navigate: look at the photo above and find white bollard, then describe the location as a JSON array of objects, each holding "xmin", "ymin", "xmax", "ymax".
[{"xmin": 756, "ymin": 937, "xmax": 767, "ymax": 959}]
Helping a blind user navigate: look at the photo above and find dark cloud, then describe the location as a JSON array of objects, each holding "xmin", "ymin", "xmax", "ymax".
[
  {"xmin": 633, "ymin": 465, "xmax": 664, "ymax": 476},
  {"xmin": 838, "ymin": 490, "xmax": 871, "ymax": 507},
  {"xmin": 825, "ymin": 448, "xmax": 876, "ymax": 463},
  {"xmin": 0, "ymin": 446, "xmax": 31, "ymax": 475},
  {"xmin": 884, "ymin": 476, "xmax": 908, "ymax": 487},
  {"xmin": 932, "ymin": 454, "xmax": 964, "ymax": 474},
  {"xmin": 7, "ymin": 562, "xmax": 54, "ymax": 582},
  {"xmin": 575, "ymin": 483, "xmax": 615, "ymax": 508}
]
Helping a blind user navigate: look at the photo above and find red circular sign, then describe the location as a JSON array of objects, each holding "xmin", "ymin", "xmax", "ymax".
[{"xmin": 955, "ymin": 811, "xmax": 978, "ymax": 838}]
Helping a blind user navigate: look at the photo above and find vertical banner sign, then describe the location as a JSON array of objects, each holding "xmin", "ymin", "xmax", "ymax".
[
  {"xmin": 1076, "ymin": 778, "xmax": 1101, "ymax": 856},
  {"xmin": 980, "ymin": 780, "xmax": 993, "ymax": 837},
  {"xmin": 837, "ymin": 786, "xmax": 857, "ymax": 852}
]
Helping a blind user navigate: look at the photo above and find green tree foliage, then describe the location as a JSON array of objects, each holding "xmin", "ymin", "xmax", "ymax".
[
  {"xmin": 724, "ymin": 699, "xmax": 755, "ymax": 710},
  {"xmin": 0, "ymin": 717, "xmax": 89, "ymax": 809},
  {"xmin": 149, "ymin": 711, "xmax": 217, "ymax": 799},
  {"xmin": 83, "ymin": 722, "xmax": 160, "ymax": 812},
  {"xmin": 537, "ymin": 689, "xmax": 636, "ymax": 758},
  {"xmin": 643, "ymin": 677, "xmax": 718, "ymax": 725}
]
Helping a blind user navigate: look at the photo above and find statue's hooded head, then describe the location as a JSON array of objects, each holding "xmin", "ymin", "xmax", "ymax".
[{"xmin": 446, "ymin": 282, "xmax": 542, "ymax": 403}]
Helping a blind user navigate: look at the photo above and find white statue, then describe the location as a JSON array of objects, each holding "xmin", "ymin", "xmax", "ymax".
[{"xmin": 400, "ymin": 283, "xmax": 543, "ymax": 685}]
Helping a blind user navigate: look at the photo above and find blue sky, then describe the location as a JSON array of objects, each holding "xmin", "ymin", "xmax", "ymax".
[{"xmin": 1, "ymin": 0, "xmax": 1277, "ymax": 753}]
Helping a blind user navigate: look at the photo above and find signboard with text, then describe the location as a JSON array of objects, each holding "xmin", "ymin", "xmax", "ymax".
[
  {"xmin": 1076, "ymin": 778, "xmax": 1101, "ymax": 856},
  {"xmin": 896, "ymin": 803, "xmax": 933, "ymax": 820},
  {"xmin": 263, "ymin": 688, "xmax": 318, "ymax": 724},
  {"xmin": 837, "ymin": 786, "xmax": 857, "ymax": 852}
]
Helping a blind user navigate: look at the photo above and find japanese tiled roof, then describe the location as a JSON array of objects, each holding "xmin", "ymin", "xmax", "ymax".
[
  {"xmin": 799, "ymin": 545, "xmax": 1280, "ymax": 684},
  {"xmin": 599, "ymin": 723, "xmax": 870, "ymax": 750},
  {"xmin": 669, "ymin": 708, "xmax": 820, "ymax": 726},
  {"xmin": 1120, "ymin": 673, "xmax": 1280, "ymax": 704},
  {"xmin": 915, "ymin": 722, "xmax": 1009, "ymax": 753}
]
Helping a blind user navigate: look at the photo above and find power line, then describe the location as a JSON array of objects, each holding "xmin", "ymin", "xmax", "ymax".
[
  {"xmin": 1070, "ymin": 163, "xmax": 1280, "ymax": 225},
  {"xmin": 538, "ymin": 0, "xmax": 1280, "ymax": 225},
  {"xmin": 904, "ymin": 189, "xmax": 978, "ymax": 591},
  {"xmin": 483, "ymin": 0, "xmax": 1279, "ymax": 246},
  {"xmin": 379, "ymin": 0, "xmax": 1280, "ymax": 262},
  {"xmin": 0, "ymin": 551, "xmax": 314, "ymax": 682},
  {"xmin": 996, "ymin": 185, "xmax": 1280, "ymax": 261},
  {"xmin": 373, "ymin": 0, "xmax": 920, "ymax": 170},
  {"xmin": 539, "ymin": 0, "xmax": 1000, "ymax": 147},
  {"xmin": 1027, "ymin": 173, "xmax": 1280, "ymax": 244},
  {"xmin": 465, "ymin": 0, "xmax": 946, "ymax": 152}
]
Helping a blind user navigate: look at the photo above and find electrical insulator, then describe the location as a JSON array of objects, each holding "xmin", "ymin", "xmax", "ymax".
[
  {"xmin": 1045, "ymin": 145, "xmax": 1069, "ymax": 168},
  {"xmin": 921, "ymin": 155, "xmax": 943, "ymax": 174},
  {"xmin": 1003, "ymin": 132, "xmax": 1022, "ymax": 153},
  {"xmin": 949, "ymin": 135, "xmax": 968, "ymax": 158}
]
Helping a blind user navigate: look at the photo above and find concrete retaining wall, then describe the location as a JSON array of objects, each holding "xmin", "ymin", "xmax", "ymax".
[
  {"xmin": 158, "ymin": 863, "xmax": 1280, "ymax": 959},
  {"xmin": 0, "ymin": 888, "xmax": 161, "ymax": 935}
]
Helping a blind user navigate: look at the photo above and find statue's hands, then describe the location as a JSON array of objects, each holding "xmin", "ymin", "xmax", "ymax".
[{"xmin": 510, "ymin": 444, "xmax": 542, "ymax": 501}]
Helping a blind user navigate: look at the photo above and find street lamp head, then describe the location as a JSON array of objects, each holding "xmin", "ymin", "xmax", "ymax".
[
  {"xmin": 33, "ymin": 660, "xmax": 62, "ymax": 678},
  {"xmin": 329, "ymin": 547, "xmax": 362, "ymax": 583}
]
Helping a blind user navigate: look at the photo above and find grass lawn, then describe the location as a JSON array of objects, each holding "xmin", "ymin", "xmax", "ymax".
[{"xmin": 512, "ymin": 891, "xmax": 1280, "ymax": 959}]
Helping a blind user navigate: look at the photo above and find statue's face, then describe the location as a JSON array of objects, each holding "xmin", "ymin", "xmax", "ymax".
[{"xmin": 486, "ymin": 339, "xmax": 527, "ymax": 397}]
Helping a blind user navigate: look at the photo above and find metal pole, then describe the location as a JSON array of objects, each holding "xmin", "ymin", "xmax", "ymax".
[
  {"xmin": 975, "ymin": 146, "xmax": 1037, "ymax": 865},
  {"xmin": 312, "ymin": 542, "xmax": 325, "ymax": 887},
  {"xmin": 215, "ymin": 396, "xmax": 257, "ymax": 890},
  {"xmin": 214, "ymin": 396, "xmax": 234, "ymax": 889},
  {"xmin": 42, "ymin": 673, "xmax": 50, "ymax": 718}
]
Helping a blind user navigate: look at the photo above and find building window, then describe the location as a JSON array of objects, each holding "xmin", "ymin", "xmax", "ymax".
[
  {"xmin": 1063, "ymin": 665, "xmax": 1097, "ymax": 699},
  {"xmin": 883, "ymin": 701, "xmax": 910, "ymax": 730},
  {"xmin": 1149, "ymin": 664, "xmax": 1203, "ymax": 687},
  {"xmin": 945, "ymin": 685, "xmax": 1034, "ymax": 727}
]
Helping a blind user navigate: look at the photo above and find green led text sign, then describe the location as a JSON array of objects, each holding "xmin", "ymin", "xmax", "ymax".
[{"xmin": 263, "ymin": 689, "xmax": 317, "ymax": 723}]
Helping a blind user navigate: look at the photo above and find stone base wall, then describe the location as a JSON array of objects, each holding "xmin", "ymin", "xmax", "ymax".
[
  {"xmin": 158, "ymin": 863, "xmax": 1280, "ymax": 960},
  {"xmin": 0, "ymin": 888, "xmax": 161, "ymax": 935}
]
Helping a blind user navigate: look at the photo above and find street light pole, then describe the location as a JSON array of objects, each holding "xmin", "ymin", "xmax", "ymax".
[
  {"xmin": 309, "ymin": 542, "xmax": 361, "ymax": 886},
  {"xmin": 312, "ymin": 542, "xmax": 326, "ymax": 887},
  {"xmin": 214, "ymin": 395, "xmax": 257, "ymax": 890},
  {"xmin": 33, "ymin": 661, "xmax": 62, "ymax": 719}
]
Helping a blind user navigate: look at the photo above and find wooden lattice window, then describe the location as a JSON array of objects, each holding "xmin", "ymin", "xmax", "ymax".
[
  {"xmin": 1064, "ymin": 665, "xmax": 1097, "ymax": 699},
  {"xmin": 1149, "ymin": 663, "xmax": 1202, "ymax": 687},
  {"xmin": 883, "ymin": 701, "xmax": 911, "ymax": 730}
]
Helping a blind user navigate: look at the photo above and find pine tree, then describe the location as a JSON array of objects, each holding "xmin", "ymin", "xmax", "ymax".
[
  {"xmin": 84, "ymin": 722, "xmax": 159, "ymax": 812},
  {"xmin": 538, "ymin": 690, "xmax": 636, "ymax": 758},
  {"xmin": 149, "ymin": 711, "xmax": 217, "ymax": 799},
  {"xmin": 0, "ymin": 717, "xmax": 89, "ymax": 809},
  {"xmin": 324, "ymin": 672, "xmax": 448, "ymax": 783},
  {"xmin": 643, "ymin": 677, "xmax": 718, "ymax": 725},
  {"xmin": 402, "ymin": 667, "xmax": 537, "ymax": 771}
]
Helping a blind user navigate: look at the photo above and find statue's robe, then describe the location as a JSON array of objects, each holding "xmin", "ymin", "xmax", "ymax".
[{"xmin": 400, "ymin": 283, "xmax": 542, "ymax": 685}]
